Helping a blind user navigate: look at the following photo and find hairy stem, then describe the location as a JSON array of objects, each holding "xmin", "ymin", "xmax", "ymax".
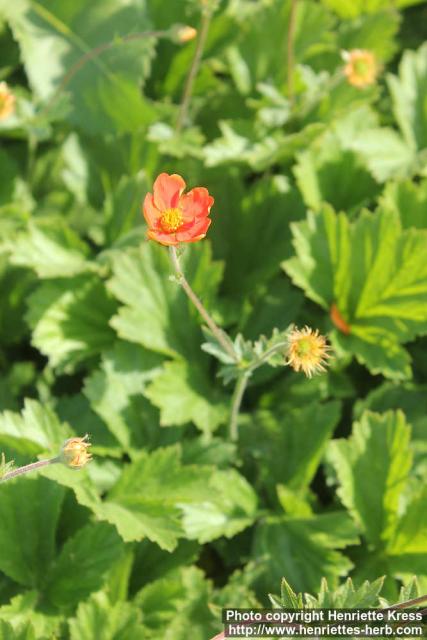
[
  {"xmin": 287, "ymin": 0, "xmax": 298, "ymax": 103},
  {"xmin": 175, "ymin": 9, "xmax": 212, "ymax": 132},
  {"xmin": 1, "ymin": 457, "xmax": 60, "ymax": 483},
  {"xmin": 229, "ymin": 371, "xmax": 251, "ymax": 442},
  {"xmin": 169, "ymin": 246, "xmax": 237, "ymax": 361},
  {"xmin": 228, "ymin": 340, "xmax": 289, "ymax": 441}
]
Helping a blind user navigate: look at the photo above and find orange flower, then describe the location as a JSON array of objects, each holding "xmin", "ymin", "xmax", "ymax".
[
  {"xmin": 286, "ymin": 326, "xmax": 331, "ymax": 378},
  {"xmin": 0, "ymin": 82, "xmax": 16, "ymax": 120},
  {"xmin": 143, "ymin": 173, "xmax": 214, "ymax": 246},
  {"xmin": 343, "ymin": 49, "xmax": 378, "ymax": 89}
]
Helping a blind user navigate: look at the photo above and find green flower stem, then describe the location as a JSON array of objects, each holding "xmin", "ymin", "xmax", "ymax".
[
  {"xmin": 287, "ymin": 0, "xmax": 298, "ymax": 103},
  {"xmin": 168, "ymin": 246, "xmax": 237, "ymax": 361},
  {"xmin": 0, "ymin": 457, "xmax": 60, "ymax": 483},
  {"xmin": 228, "ymin": 340, "xmax": 289, "ymax": 441},
  {"xmin": 229, "ymin": 371, "xmax": 251, "ymax": 442},
  {"xmin": 39, "ymin": 29, "xmax": 170, "ymax": 118},
  {"xmin": 175, "ymin": 8, "xmax": 212, "ymax": 132}
]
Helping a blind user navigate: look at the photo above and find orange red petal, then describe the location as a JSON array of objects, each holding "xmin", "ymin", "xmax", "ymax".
[
  {"xmin": 180, "ymin": 187, "xmax": 214, "ymax": 220},
  {"xmin": 153, "ymin": 173, "xmax": 186, "ymax": 210}
]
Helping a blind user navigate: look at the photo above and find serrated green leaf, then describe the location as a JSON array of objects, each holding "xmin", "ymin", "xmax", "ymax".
[
  {"xmin": 144, "ymin": 360, "xmax": 228, "ymax": 434},
  {"xmin": 284, "ymin": 206, "xmax": 427, "ymax": 379},
  {"xmin": 0, "ymin": 398, "xmax": 70, "ymax": 456},
  {"xmin": 0, "ymin": 620, "xmax": 36, "ymax": 640},
  {"xmin": 134, "ymin": 566, "xmax": 217, "ymax": 640},
  {"xmin": 1, "ymin": 0, "xmax": 156, "ymax": 133},
  {"xmin": 328, "ymin": 411, "xmax": 412, "ymax": 546},
  {"xmin": 69, "ymin": 591, "xmax": 145, "ymax": 640},
  {"xmin": 388, "ymin": 43, "xmax": 427, "ymax": 152},
  {"xmin": 0, "ymin": 591, "xmax": 61, "ymax": 638},
  {"xmin": 180, "ymin": 469, "xmax": 257, "ymax": 543},
  {"xmin": 380, "ymin": 178, "xmax": 427, "ymax": 229},
  {"xmin": 387, "ymin": 486, "xmax": 427, "ymax": 574},
  {"xmin": 42, "ymin": 445, "xmax": 256, "ymax": 551},
  {"xmin": 253, "ymin": 512, "xmax": 358, "ymax": 593},
  {"xmin": 0, "ymin": 477, "xmax": 64, "ymax": 587},
  {"xmin": 26, "ymin": 274, "xmax": 117, "ymax": 372},
  {"xmin": 242, "ymin": 401, "xmax": 341, "ymax": 497},
  {"xmin": 44, "ymin": 522, "xmax": 125, "ymax": 609},
  {"xmin": 8, "ymin": 220, "xmax": 91, "ymax": 278},
  {"xmin": 108, "ymin": 241, "xmax": 223, "ymax": 360},
  {"xmin": 84, "ymin": 341, "xmax": 163, "ymax": 448}
]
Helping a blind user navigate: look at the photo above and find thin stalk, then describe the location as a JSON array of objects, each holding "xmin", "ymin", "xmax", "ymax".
[
  {"xmin": 39, "ymin": 29, "xmax": 168, "ymax": 119},
  {"xmin": 387, "ymin": 594, "xmax": 427, "ymax": 610},
  {"xmin": 169, "ymin": 246, "xmax": 237, "ymax": 361},
  {"xmin": 229, "ymin": 371, "xmax": 251, "ymax": 442},
  {"xmin": 175, "ymin": 9, "xmax": 212, "ymax": 132},
  {"xmin": 1, "ymin": 457, "xmax": 60, "ymax": 483},
  {"xmin": 287, "ymin": 0, "xmax": 298, "ymax": 104},
  {"xmin": 227, "ymin": 340, "xmax": 289, "ymax": 441}
]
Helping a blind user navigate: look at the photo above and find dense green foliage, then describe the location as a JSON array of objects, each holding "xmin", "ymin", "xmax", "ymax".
[{"xmin": 0, "ymin": 0, "xmax": 427, "ymax": 637}]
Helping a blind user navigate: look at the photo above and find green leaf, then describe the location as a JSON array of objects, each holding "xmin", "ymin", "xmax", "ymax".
[
  {"xmin": 44, "ymin": 522, "xmax": 125, "ymax": 609},
  {"xmin": 253, "ymin": 512, "xmax": 358, "ymax": 594},
  {"xmin": 380, "ymin": 178, "xmax": 427, "ymax": 229},
  {"xmin": 350, "ymin": 127, "xmax": 416, "ymax": 182},
  {"xmin": 321, "ymin": 0, "xmax": 424, "ymax": 19},
  {"xmin": 179, "ymin": 469, "xmax": 257, "ymax": 543},
  {"xmin": 0, "ymin": 398, "xmax": 70, "ymax": 456},
  {"xmin": 304, "ymin": 576, "xmax": 385, "ymax": 608},
  {"xmin": 26, "ymin": 274, "xmax": 117, "ymax": 372},
  {"xmin": 108, "ymin": 241, "xmax": 223, "ymax": 360},
  {"xmin": 104, "ymin": 172, "xmax": 147, "ymax": 246},
  {"xmin": 42, "ymin": 446, "xmax": 256, "ymax": 551},
  {"xmin": 387, "ymin": 486, "xmax": 427, "ymax": 575},
  {"xmin": 388, "ymin": 42, "xmax": 427, "ymax": 152},
  {"xmin": 328, "ymin": 411, "xmax": 412, "ymax": 546},
  {"xmin": 144, "ymin": 360, "xmax": 228, "ymax": 434},
  {"xmin": 294, "ymin": 144, "xmax": 378, "ymax": 213},
  {"xmin": 242, "ymin": 401, "xmax": 341, "ymax": 497},
  {"xmin": 84, "ymin": 341, "xmax": 163, "ymax": 448},
  {"xmin": 0, "ymin": 591, "xmax": 61, "ymax": 638},
  {"xmin": 1, "ymin": 0, "xmax": 156, "ymax": 133},
  {"xmin": 134, "ymin": 566, "xmax": 217, "ymax": 640},
  {"xmin": 69, "ymin": 591, "xmax": 145, "ymax": 640},
  {"xmin": 0, "ymin": 477, "xmax": 64, "ymax": 587},
  {"xmin": 284, "ymin": 205, "xmax": 427, "ymax": 379},
  {"xmin": 0, "ymin": 620, "xmax": 36, "ymax": 640},
  {"xmin": 7, "ymin": 220, "xmax": 92, "ymax": 278}
]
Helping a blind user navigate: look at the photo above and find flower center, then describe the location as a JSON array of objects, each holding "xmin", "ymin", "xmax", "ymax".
[
  {"xmin": 160, "ymin": 208, "xmax": 183, "ymax": 232},
  {"xmin": 353, "ymin": 59, "xmax": 370, "ymax": 77}
]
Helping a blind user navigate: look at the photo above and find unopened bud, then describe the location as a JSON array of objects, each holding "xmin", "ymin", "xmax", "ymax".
[
  {"xmin": 61, "ymin": 435, "xmax": 92, "ymax": 469},
  {"xmin": 177, "ymin": 25, "xmax": 197, "ymax": 43}
]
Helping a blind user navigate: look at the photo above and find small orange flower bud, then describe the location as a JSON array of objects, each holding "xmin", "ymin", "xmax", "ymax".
[
  {"xmin": 61, "ymin": 435, "xmax": 92, "ymax": 469},
  {"xmin": 177, "ymin": 26, "xmax": 197, "ymax": 43},
  {"xmin": 342, "ymin": 49, "xmax": 378, "ymax": 89},
  {"xmin": 0, "ymin": 82, "xmax": 16, "ymax": 120},
  {"xmin": 286, "ymin": 326, "xmax": 331, "ymax": 378}
]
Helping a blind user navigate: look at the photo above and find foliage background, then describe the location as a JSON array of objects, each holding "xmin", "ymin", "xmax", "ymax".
[{"xmin": 0, "ymin": 0, "xmax": 427, "ymax": 637}]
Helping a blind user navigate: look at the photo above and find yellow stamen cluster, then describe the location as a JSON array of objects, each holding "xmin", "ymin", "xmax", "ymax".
[
  {"xmin": 286, "ymin": 326, "xmax": 331, "ymax": 378},
  {"xmin": 160, "ymin": 208, "xmax": 183, "ymax": 232},
  {"xmin": 342, "ymin": 49, "xmax": 378, "ymax": 89},
  {"xmin": 0, "ymin": 82, "xmax": 16, "ymax": 120},
  {"xmin": 61, "ymin": 435, "xmax": 92, "ymax": 469}
]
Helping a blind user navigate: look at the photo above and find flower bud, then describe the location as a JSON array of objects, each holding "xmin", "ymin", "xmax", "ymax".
[
  {"xmin": 61, "ymin": 435, "xmax": 92, "ymax": 469},
  {"xmin": 0, "ymin": 82, "xmax": 16, "ymax": 120},
  {"xmin": 342, "ymin": 49, "xmax": 378, "ymax": 89},
  {"xmin": 177, "ymin": 26, "xmax": 197, "ymax": 43}
]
